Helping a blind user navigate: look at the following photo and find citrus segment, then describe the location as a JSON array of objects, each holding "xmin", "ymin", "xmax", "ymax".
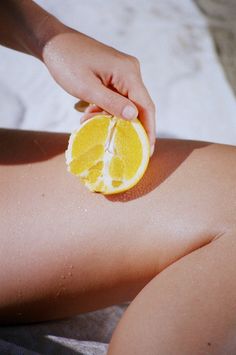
[
  {"xmin": 69, "ymin": 144, "xmax": 104, "ymax": 175},
  {"xmin": 114, "ymin": 119, "xmax": 143, "ymax": 180},
  {"xmin": 109, "ymin": 156, "xmax": 124, "ymax": 180},
  {"xmin": 71, "ymin": 118, "xmax": 110, "ymax": 158}
]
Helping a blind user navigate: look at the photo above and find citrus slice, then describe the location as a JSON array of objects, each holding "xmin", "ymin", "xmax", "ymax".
[{"xmin": 65, "ymin": 114, "xmax": 150, "ymax": 194}]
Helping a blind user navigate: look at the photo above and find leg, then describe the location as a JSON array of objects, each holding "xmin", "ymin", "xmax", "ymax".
[
  {"xmin": 108, "ymin": 231, "xmax": 236, "ymax": 354},
  {"xmin": 0, "ymin": 129, "xmax": 236, "ymax": 325}
]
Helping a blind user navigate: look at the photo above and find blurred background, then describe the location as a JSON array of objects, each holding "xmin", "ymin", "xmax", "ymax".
[{"xmin": 0, "ymin": 0, "xmax": 236, "ymax": 145}]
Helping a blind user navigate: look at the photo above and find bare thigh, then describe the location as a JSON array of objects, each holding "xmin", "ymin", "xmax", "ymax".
[
  {"xmin": 109, "ymin": 230, "xmax": 236, "ymax": 354},
  {"xmin": 108, "ymin": 141, "xmax": 236, "ymax": 354},
  {"xmin": 0, "ymin": 129, "xmax": 236, "ymax": 328}
]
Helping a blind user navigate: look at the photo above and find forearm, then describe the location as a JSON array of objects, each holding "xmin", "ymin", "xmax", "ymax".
[{"xmin": 0, "ymin": 0, "xmax": 67, "ymax": 59}]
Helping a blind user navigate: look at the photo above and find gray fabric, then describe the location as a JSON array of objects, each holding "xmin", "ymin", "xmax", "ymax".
[{"xmin": 0, "ymin": 305, "xmax": 127, "ymax": 354}]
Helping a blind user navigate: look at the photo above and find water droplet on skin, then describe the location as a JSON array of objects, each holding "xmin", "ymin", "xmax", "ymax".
[
  {"xmin": 56, "ymin": 286, "xmax": 66, "ymax": 297},
  {"xmin": 84, "ymin": 208, "xmax": 88, "ymax": 213},
  {"xmin": 61, "ymin": 275, "xmax": 66, "ymax": 279},
  {"xmin": 69, "ymin": 265, "xmax": 74, "ymax": 269},
  {"xmin": 68, "ymin": 272, "xmax": 72, "ymax": 277},
  {"xmin": 56, "ymin": 289, "xmax": 62, "ymax": 297}
]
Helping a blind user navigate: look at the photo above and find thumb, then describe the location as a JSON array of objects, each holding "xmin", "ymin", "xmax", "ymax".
[{"xmin": 81, "ymin": 81, "xmax": 138, "ymax": 120}]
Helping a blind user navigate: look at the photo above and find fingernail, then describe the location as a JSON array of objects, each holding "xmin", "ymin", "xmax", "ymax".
[
  {"xmin": 122, "ymin": 105, "xmax": 137, "ymax": 120},
  {"xmin": 150, "ymin": 144, "xmax": 155, "ymax": 157},
  {"xmin": 74, "ymin": 100, "xmax": 90, "ymax": 112}
]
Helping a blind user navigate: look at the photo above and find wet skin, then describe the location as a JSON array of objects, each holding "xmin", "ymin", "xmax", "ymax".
[{"xmin": 0, "ymin": 129, "xmax": 236, "ymax": 353}]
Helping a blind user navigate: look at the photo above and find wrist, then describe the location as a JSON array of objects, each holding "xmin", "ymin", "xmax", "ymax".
[
  {"xmin": 30, "ymin": 13, "xmax": 69, "ymax": 60},
  {"xmin": 9, "ymin": 0, "xmax": 72, "ymax": 60}
]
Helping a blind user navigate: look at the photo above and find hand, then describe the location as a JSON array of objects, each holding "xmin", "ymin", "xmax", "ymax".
[{"xmin": 42, "ymin": 29, "xmax": 156, "ymax": 155}]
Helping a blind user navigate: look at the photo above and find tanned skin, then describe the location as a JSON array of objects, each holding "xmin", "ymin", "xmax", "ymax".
[{"xmin": 0, "ymin": 129, "xmax": 236, "ymax": 354}]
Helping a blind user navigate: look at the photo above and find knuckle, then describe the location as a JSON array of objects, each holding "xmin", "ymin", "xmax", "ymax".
[{"xmin": 126, "ymin": 55, "xmax": 140, "ymax": 69}]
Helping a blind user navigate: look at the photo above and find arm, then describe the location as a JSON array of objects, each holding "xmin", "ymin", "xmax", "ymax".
[
  {"xmin": 0, "ymin": 0, "xmax": 63, "ymax": 58},
  {"xmin": 0, "ymin": 128, "xmax": 235, "ymax": 324},
  {"xmin": 0, "ymin": 0, "xmax": 156, "ymax": 149}
]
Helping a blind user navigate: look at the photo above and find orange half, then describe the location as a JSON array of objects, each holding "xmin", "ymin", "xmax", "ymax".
[{"xmin": 65, "ymin": 115, "xmax": 150, "ymax": 194}]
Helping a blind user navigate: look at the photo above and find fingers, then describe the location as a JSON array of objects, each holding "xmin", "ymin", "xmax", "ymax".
[
  {"xmin": 80, "ymin": 104, "xmax": 108, "ymax": 123},
  {"xmin": 74, "ymin": 67, "xmax": 156, "ymax": 157},
  {"xmin": 74, "ymin": 100, "xmax": 90, "ymax": 112},
  {"xmin": 80, "ymin": 77, "xmax": 139, "ymax": 122},
  {"xmin": 74, "ymin": 102, "xmax": 109, "ymax": 123},
  {"xmin": 127, "ymin": 79, "xmax": 156, "ymax": 156},
  {"xmin": 118, "ymin": 55, "xmax": 156, "ymax": 154}
]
